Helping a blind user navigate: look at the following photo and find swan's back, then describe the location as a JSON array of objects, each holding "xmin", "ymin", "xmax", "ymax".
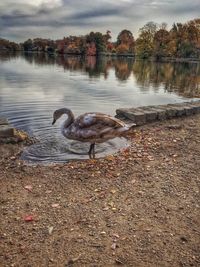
[
  {"xmin": 63, "ymin": 112, "xmax": 133, "ymax": 143},
  {"xmin": 74, "ymin": 112, "xmax": 126, "ymax": 129}
]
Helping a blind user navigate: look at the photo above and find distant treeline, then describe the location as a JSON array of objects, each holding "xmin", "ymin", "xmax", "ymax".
[{"xmin": 0, "ymin": 18, "xmax": 200, "ymax": 59}]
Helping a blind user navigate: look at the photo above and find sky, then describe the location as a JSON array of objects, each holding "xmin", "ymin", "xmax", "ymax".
[{"xmin": 0, "ymin": 0, "xmax": 199, "ymax": 42}]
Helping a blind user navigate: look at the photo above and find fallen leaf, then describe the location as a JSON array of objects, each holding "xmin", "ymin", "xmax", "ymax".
[
  {"xmin": 100, "ymin": 231, "xmax": 106, "ymax": 235},
  {"xmin": 51, "ymin": 203, "xmax": 60, "ymax": 208},
  {"xmin": 108, "ymin": 201, "xmax": 114, "ymax": 207},
  {"xmin": 111, "ymin": 242, "xmax": 117, "ymax": 250},
  {"xmin": 110, "ymin": 189, "xmax": 116, "ymax": 194},
  {"xmin": 113, "ymin": 233, "xmax": 120, "ymax": 239},
  {"xmin": 115, "ymin": 258, "xmax": 124, "ymax": 265},
  {"xmin": 48, "ymin": 226, "xmax": 54, "ymax": 235},
  {"xmin": 66, "ymin": 255, "xmax": 81, "ymax": 266},
  {"xmin": 24, "ymin": 215, "xmax": 34, "ymax": 222},
  {"xmin": 24, "ymin": 185, "xmax": 33, "ymax": 192},
  {"xmin": 94, "ymin": 188, "xmax": 100, "ymax": 192},
  {"xmin": 106, "ymin": 155, "xmax": 114, "ymax": 161},
  {"xmin": 123, "ymin": 147, "xmax": 130, "ymax": 153}
]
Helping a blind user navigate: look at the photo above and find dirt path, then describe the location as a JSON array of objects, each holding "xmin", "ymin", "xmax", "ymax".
[{"xmin": 0, "ymin": 114, "xmax": 200, "ymax": 267}]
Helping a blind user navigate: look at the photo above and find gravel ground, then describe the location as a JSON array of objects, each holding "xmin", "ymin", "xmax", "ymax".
[{"xmin": 0, "ymin": 114, "xmax": 200, "ymax": 267}]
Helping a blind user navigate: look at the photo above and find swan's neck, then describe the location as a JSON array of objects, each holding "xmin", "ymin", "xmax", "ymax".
[{"xmin": 61, "ymin": 108, "xmax": 75, "ymax": 130}]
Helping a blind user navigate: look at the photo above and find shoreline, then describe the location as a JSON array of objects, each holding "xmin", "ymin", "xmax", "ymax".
[
  {"xmin": 1, "ymin": 50, "xmax": 200, "ymax": 63},
  {"xmin": 1, "ymin": 100, "xmax": 200, "ymax": 146}
]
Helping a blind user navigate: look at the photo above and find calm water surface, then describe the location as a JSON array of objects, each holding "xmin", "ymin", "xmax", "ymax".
[{"xmin": 0, "ymin": 53, "xmax": 199, "ymax": 163}]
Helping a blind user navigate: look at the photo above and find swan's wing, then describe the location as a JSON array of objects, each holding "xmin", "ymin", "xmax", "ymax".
[
  {"xmin": 75, "ymin": 113, "xmax": 126, "ymax": 129},
  {"xmin": 68, "ymin": 113, "xmax": 132, "ymax": 142}
]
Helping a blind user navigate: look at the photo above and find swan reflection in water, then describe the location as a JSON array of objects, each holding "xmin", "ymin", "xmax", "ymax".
[{"xmin": 52, "ymin": 108, "xmax": 135, "ymax": 158}]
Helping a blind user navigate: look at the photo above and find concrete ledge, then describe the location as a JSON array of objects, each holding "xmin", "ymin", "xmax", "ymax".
[{"xmin": 116, "ymin": 100, "xmax": 200, "ymax": 126}]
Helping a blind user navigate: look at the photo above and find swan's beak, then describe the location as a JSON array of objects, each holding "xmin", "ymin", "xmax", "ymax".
[{"xmin": 52, "ymin": 118, "xmax": 56, "ymax": 125}]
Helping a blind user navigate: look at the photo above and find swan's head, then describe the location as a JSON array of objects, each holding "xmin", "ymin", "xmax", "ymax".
[
  {"xmin": 52, "ymin": 109, "xmax": 63, "ymax": 125},
  {"xmin": 52, "ymin": 108, "xmax": 74, "ymax": 125}
]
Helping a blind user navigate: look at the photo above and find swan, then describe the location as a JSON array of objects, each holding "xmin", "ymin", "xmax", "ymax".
[{"xmin": 52, "ymin": 108, "xmax": 135, "ymax": 158}]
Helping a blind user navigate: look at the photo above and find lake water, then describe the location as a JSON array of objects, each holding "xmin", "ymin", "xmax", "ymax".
[{"xmin": 0, "ymin": 52, "xmax": 199, "ymax": 163}]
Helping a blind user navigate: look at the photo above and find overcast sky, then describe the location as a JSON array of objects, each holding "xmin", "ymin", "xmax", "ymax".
[{"xmin": 0, "ymin": 0, "xmax": 199, "ymax": 42}]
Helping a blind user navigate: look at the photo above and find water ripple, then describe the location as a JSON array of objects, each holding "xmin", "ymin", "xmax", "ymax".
[
  {"xmin": 1, "ymin": 53, "xmax": 196, "ymax": 164},
  {"xmin": 21, "ymin": 137, "xmax": 129, "ymax": 164}
]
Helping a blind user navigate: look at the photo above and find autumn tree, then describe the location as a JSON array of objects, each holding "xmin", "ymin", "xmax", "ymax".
[
  {"xmin": 103, "ymin": 30, "xmax": 114, "ymax": 52},
  {"xmin": 0, "ymin": 38, "xmax": 20, "ymax": 51},
  {"xmin": 65, "ymin": 36, "xmax": 85, "ymax": 54},
  {"xmin": 23, "ymin": 39, "xmax": 33, "ymax": 51},
  {"xmin": 86, "ymin": 32, "xmax": 106, "ymax": 54},
  {"xmin": 32, "ymin": 38, "xmax": 47, "ymax": 51},
  {"xmin": 116, "ymin": 30, "xmax": 135, "ymax": 53},
  {"xmin": 153, "ymin": 28, "xmax": 170, "ymax": 60},
  {"xmin": 103, "ymin": 30, "xmax": 112, "ymax": 44},
  {"xmin": 185, "ymin": 19, "xmax": 200, "ymax": 57},
  {"xmin": 107, "ymin": 42, "xmax": 115, "ymax": 52},
  {"xmin": 136, "ymin": 22, "xmax": 158, "ymax": 58},
  {"xmin": 116, "ymin": 44, "xmax": 129, "ymax": 54}
]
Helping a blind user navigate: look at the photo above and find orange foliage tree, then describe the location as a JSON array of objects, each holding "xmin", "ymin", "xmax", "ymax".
[{"xmin": 116, "ymin": 30, "xmax": 135, "ymax": 54}]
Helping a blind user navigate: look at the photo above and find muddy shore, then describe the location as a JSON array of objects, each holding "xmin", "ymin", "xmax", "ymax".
[{"xmin": 0, "ymin": 114, "xmax": 200, "ymax": 267}]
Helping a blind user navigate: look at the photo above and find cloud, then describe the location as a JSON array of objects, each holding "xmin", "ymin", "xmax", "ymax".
[{"xmin": 0, "ymin": 0, "xmax": 199, "ymax": 42}]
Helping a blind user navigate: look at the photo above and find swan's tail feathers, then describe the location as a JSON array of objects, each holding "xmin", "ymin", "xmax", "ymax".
[
  {"xmin": 118, "ymin": 123, "xmax": 136, "ymax": 136},
  {"xmin": 127, "ymin": 123, "xmax": 136, "ymax": 131}
]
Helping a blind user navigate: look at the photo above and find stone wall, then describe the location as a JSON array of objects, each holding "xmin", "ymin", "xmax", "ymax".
[
  {"xmin": 0, "ymin": 118, "xmax": 15, "ymax": 137},
  {"xmin": 116, "ymin": 100, "xmax": 200, "ymax": 126},
  {"xmin": 0, "ymin": 117, "xmax": 31, "ymax": 144}
]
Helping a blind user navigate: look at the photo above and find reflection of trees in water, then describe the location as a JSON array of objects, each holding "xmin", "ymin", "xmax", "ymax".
[
  {"xmin": 58, "ymin": 56, "xmax": 84, "ymax": 71},
  {"xmin": 0, "ymin": 51, "xmax": 20, "ymax": 62},
  {"xmin": 22, "ymin": 53, "xmax": 109, "ymax": 78},
  {"xmin": 133, "ymin": 61, "xmax": 171, "ymax": 92},
  {"xmin": 85, "ymin": 57, "xmax": 108, "ymax": 78},
  {"xmin": 114, "ymin": 58, "xmax": 134, "ymax": 81},
  {"xmin": 23, "ymin": 52, "xmax": 56, "ymax": 66},
  {"xmin": 133, "ymin": 61, "xmax": 200, "ymax": 97},
  {"xmin": 20, "ymin": 53, "xmax": 134, "ymax": 80},
  {"xmin": 1, "ymin": 52, "xmax": 199, "ymax": 97},
  {"xmin": 165, "ymin": 63, "xmax": 200, "ymax": 97}
]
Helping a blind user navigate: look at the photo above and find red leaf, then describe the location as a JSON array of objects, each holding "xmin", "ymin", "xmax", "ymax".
[{"xmin": 24, "ymin": 215, "xmax": 34, "ymax": 222}]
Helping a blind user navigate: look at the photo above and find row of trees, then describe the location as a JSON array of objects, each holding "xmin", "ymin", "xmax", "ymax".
[
  {"xmin": 136, "ymin": 19, "xmax": 200, "ymax": 59},
  {"xmin": 0, "ymin": 18, "xmax": 199, "ymax": 59},
  {"xmin": 0, "ymin": 38, "xmax": 20, "ymax": 51}
]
